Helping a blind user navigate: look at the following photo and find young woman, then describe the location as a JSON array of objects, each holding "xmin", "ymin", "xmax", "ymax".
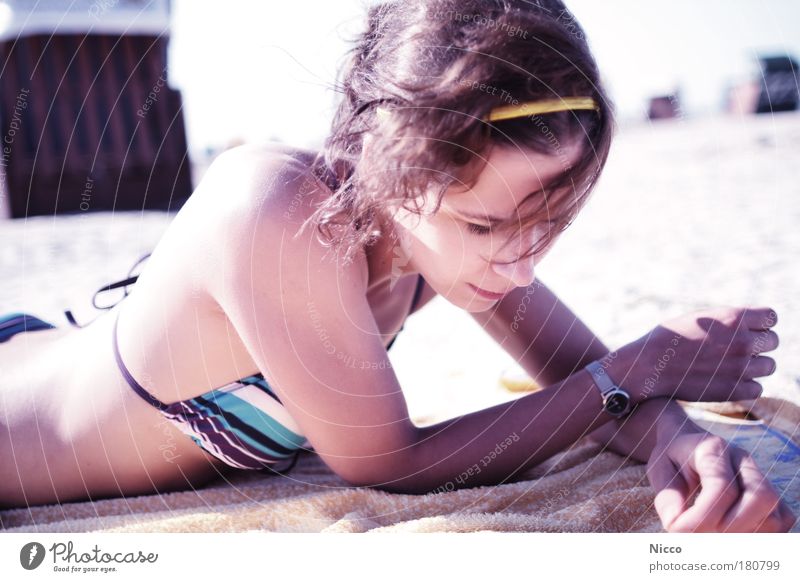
[{"xmin": 0, "ymin": 0, "xmax": 794, "ymax": 533}]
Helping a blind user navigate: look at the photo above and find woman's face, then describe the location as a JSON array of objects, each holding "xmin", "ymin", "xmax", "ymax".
[{"xmin": 390, "ymin": 142, "xmax": 583, "ymax": 312}]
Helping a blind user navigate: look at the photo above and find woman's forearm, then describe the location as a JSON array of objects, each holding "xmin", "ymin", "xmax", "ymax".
[
  {"xmin": 587, "ymin": 397, "xmax": 704, "ymax": 463},
  {"xmin": 490, "ymin": 282, "xmax": 702, "ymax": 465},
  {"xmin": 375, "ymin": 357, "xmax": 633, "ymax": 495}
]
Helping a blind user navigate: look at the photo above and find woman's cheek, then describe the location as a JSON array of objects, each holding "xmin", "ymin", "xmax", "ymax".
[{"xmin": 405, "ymin": 215, "xmax": 452, "ymax": 252}]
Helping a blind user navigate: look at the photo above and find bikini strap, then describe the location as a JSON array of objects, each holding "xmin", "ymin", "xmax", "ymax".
[
  {"xmin": 64, "ymin": 253, "xmax": 152, "ymax": 328},
  {"xmin": 409, "ymin": 274, "xmax": 426, "ymax": 313},
  {"xmin": 111, "ymin": 308, "xmax": 171, "ymax": 411},
  {"xmin": 385, "ymin": 275, "xmax": 426, "ymax": 351}
]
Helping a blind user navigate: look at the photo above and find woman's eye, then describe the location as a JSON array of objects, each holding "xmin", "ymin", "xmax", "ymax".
[{"xmin": 466, "ymin": 222, "xmax": 492, "ymax": 236}]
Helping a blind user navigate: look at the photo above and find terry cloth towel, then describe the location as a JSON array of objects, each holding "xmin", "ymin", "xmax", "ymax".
[{"xmin": 1, "ymin": 397, "xmax": 798, "ymax": 533}]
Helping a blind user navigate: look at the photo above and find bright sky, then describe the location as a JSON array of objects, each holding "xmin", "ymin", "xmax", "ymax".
[{"xmin": 168, "ymin": 0, "xmax": 800, "ymax": 155}]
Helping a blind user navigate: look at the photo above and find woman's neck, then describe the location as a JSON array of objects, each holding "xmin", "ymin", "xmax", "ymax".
[{"xmin": 364, "ymin": 210, "xmax": 418, "ymax": 295}]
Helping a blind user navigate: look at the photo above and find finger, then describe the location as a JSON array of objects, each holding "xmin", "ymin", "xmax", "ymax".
[
  {"xmin": 743, "ymin": 307, "xmax": 778, "ymax": 330},
  {"xmin": 647, "ymin": 455, "xmax": 694, "ymax": 530},
  {"xmin": 746, "ymin": 329, "xmax": 780, "ymax": 355},
  {"xmin": 678, "ymin": 458, "xmax": 701, "ymax": 497},
  {"xmin": 729, "ymin": 379, "xmax": 763, "ymax": 401},
  {"xmin": 668, "ymin": 442, "xmax": 740, "ymax": 532},
  {"xmin": 743, "ymin": 356, "xmax": 777, "ymax": 379},
  {"xmin": 719, "ymin": 449, "xmax": 782, "ymax": 532}
]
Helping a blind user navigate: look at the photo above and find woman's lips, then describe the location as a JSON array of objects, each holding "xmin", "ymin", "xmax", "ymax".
[{"xmin": 468, "ymin": 283, "xmax": 507, "ymax": 300}]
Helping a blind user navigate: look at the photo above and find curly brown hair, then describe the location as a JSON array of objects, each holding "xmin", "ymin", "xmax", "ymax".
[{"xmin": 306, "ymin": 0, "xmax": 615, "ymax": 265}]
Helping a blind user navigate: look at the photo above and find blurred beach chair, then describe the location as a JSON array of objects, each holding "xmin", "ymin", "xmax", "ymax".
[
  {"xmin": 727, "ymin": 54, "xmax": 799, "ymax": 116},
  {"xmin": 0, "ymin": 1, "xmax": 192, "ymax": 218}
]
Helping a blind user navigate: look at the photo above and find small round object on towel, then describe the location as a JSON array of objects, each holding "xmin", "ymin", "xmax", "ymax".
[{"xmin": 498, "ymin": 363, "xmax": 542, "ymax": 393}]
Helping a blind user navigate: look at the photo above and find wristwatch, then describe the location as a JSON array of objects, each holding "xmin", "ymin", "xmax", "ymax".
[{"xmin": 585, "ymin": 360, "xmax": 632, "ymax": 418}]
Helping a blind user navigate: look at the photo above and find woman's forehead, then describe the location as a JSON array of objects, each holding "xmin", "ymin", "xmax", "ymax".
[{"xmin": 444, "ymin": 143, "xmax": 583, "ymax": 217}]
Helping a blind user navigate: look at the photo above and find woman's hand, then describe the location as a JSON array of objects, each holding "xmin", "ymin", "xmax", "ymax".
[
  {"xmin": 645, "ymin": 428, "xmax": 797, "ymax": 532},
  {"xmin": 611, "ymin": 305, "xmax": 779, "ymax": 404}
]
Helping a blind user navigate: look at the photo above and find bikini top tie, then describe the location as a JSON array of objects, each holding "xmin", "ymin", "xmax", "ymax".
[{"xmin": 64, "ymin": 252, "xmax": 151, "ymax": 328}]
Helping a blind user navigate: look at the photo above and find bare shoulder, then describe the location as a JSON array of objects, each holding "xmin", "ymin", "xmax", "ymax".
[
  {"xmin": 127, "ymin": 142, "xmax": 353, "ymax": 313},
  {"xmin": 196, "ymin": 143, "xmax": 332, "ymax": 219},
  {"xmin": 197, "ymin": 143, "xmax": 367, "ymax": 294}
]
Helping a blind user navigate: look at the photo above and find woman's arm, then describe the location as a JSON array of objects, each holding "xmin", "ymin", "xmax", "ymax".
[
  {"xmin": 588, "ymin": 396, "xmax": 701, "ymax": 463},
  {"xmin": 470, "ymin": 278, "xmax": 608, "ymax": 387},
  {"xmin": 469, "ymin": 277, "xmax": 698, "ymax": 463},
  {"xmin": 466, "ymin": 281, "xmax": 795, "ymax": 532},
  {"xmin": 384, "ymin": 352, "xmax": 639, "ymax": 493},
  {"xmin": 206, "ymin": 147, "xmax": 422, "ymax": 487}
]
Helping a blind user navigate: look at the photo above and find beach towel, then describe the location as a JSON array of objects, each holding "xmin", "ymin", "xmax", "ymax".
[{"xmin": 1, "ymin": 397, "xmax": 797, "ymax": 533}]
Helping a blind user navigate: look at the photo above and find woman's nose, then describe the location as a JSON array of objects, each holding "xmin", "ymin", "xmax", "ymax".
[
  {"xmin": 491, "ymin": 253, "xmax": 536, "ymax": 288},
  {"xmin": 489, "ymin": 227, "xmax": 539, "ymax": 287}
]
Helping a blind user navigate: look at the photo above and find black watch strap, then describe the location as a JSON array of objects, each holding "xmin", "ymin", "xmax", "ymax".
[{"xmin": 585, "ymin": 360, "xmax": 632, "ymax": 418}]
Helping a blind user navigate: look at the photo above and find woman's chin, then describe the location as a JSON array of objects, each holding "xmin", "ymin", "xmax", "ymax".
[
  {"xmin": 469, "ymin": 298, "xmax": 501, "ymax": 312},
  {"xmin": 428, "ymin": 281, "xmax": 503, "ymax": 312},
  {"xmin": 464, "ymin": 303, "xmax": 497, "ymax": 313},
  {"xmin": 445, "ymin": 289, "xmax": 500, "ymax": 313}
]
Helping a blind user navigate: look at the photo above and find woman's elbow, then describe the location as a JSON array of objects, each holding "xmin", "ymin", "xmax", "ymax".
[{"xmin": 331, "ymin": 457, "xmax": 430, "ymax": 495}]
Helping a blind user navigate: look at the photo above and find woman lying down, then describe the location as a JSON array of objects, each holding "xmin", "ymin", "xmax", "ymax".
[{"xmin": 0, "ymin": 0, "xmax": 795, "ymax": 532}]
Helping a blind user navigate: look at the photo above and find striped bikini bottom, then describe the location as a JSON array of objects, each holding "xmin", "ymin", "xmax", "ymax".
[{"xmin": 1, "ymin": 311, "xmax": 312, "ymax": 475}]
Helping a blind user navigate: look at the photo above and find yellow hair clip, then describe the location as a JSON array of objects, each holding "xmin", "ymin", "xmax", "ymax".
[
  {"xmin": 486, "ymin": 97, "xmax": 599, "ymax": 122},
  {"xmin": 375, "ymin": 96, "xmax": 599, "ymax": 122}
]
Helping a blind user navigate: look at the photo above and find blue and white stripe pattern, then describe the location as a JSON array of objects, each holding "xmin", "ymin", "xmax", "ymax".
[{"xmin": 162, "ymin": 374, "xmax": 312, "ymax": 471}]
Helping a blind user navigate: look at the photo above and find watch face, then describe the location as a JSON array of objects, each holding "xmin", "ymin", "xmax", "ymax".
[{"xmin": 605, "ymin": 391, "xmax": 630, "ymax": 415}]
